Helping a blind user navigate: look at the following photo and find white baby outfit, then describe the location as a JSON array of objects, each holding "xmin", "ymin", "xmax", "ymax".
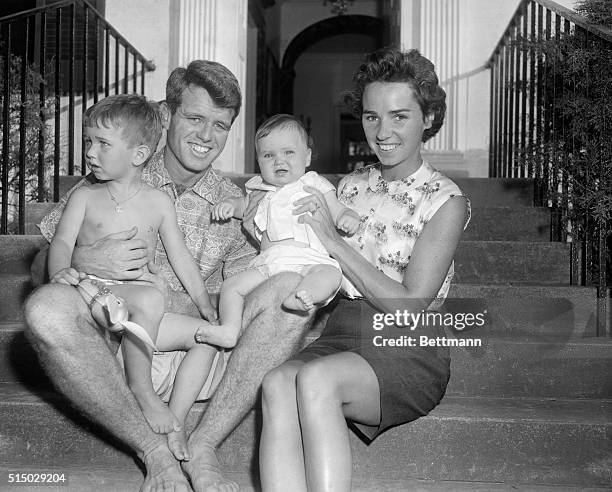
[{"xmin": 245, "ymin": 171, "xmax": 341, "ymax": 288}]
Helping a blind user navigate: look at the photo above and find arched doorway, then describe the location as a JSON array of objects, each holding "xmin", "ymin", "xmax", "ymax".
[{"xmin": 281, "ymin": 15, "xmax": 383, "ymax": 173}]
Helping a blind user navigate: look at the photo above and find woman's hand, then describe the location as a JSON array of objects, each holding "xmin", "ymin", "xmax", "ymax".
[{"xmin": 293, "ymin": 185, "xmax": 343, "ymax": 252}]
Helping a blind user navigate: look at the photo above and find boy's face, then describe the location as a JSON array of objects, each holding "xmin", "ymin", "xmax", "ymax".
[
  {"xmin": 257, "ymin": 127, "xmax": 311, "ymax": 187},
  {"xmin": 83, "ymin": 124, "xmax": 137, "ymax": 181}
]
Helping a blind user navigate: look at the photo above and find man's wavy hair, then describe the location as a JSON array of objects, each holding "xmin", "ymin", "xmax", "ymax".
[
  {"xmin": 344, "ymin": 49, "xmax": 446, "ymax": 142},
  {"xmin": 166, "ymin": 60, "xmax": 241, "ymax": 122}
]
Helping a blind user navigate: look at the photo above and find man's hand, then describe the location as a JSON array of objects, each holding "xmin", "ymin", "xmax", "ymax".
[
  {"xmin": 50, "ymin": 267, "xmax": 86, "ymax": 286},
  {"xmin": 212, "ymin": 201, "xmax": 235, "ymax": 221},
  {"xmin": 72, "ymin": 227, "xmax": 149, "ymax": 280}
]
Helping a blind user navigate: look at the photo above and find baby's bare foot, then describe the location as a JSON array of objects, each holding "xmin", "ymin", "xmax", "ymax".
[
  {"xmin": 194, "ymin": 323, "xmax": 239, "ymax": 348},
  {"xmin": 283, "ymin": 289, "xmax": 314, "ymax": 312},
  {"xmin": 167, "ymin": 428, "xmax": 190, "ymax": 461},
  {"xmin": 137, "ymin": 394, "xmax": 181, "ymax": 434},
  {"xmin": 182, "ymin": 443, "xmax": 238, "ymax": 492}
]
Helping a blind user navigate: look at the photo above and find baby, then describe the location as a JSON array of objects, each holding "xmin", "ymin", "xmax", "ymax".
[
  {"xmin": 48, "ymin": 94, "xmax": 217, "ymax": 460},
  {"xmin": 210, "ymin": 114, "xmax": 360, "ymax": 343}
]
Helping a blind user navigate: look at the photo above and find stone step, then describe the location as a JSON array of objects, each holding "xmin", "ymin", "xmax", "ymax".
[
  {"xmin": 0, "ymin": 235, "xmax": 46, "ymax": 274},
  {"xmin": 0, "ymin": 466, "xmax": 602, "ymax": 492},
  {"xmin": 445, "ymin": 335, "xmax": 612, "ymax": 399},
  {"xmin": 446, "ymin": 284, "xmax": 599, "ymax": 339},
  {"xmin": 3, "ymin": 318, "xmax": 609, "ymax": 400},
  {"xmin": 0, "ymin": 383, "xmax": 609, "ymax": 487},
  {"xmin": 455, "ymin": 241, "xmax": 570, "ymax": 284},
  {"xmin": 463, "ymin": 206, "xmax": 550, "ymax": 242},
  {"xmin": 0, "ymin": 274, "xmax": 32, "ymax": 322}
]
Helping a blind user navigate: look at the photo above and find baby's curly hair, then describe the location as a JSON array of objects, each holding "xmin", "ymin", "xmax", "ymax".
[{"xmin": 343, "ymin": 49, "xmax": 446, "ymax": 142}]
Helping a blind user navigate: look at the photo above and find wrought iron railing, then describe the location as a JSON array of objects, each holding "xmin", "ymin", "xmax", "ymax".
[
  {"xmin": 0, "ymin": 0, "xmax": 155, "ymax": 234},
  {"xmin": 488, "ymin": 0, "xmax": 611, "ymax": 335}
]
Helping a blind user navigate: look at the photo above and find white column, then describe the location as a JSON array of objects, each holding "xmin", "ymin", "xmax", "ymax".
[
  {"xmin": 172, "ymin": 0, "xmax": 248, "ymax": 173},
  {"xmin": 400, "ymin": 0, "xmax": 421, "ymax": 51}
]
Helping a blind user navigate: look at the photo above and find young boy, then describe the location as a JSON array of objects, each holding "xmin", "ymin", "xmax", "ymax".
[
  {"xmin": 209, "ymin": 114, "xmax": 360, "ymax": 345},
  {"xmin": 48, "ymin": 94, "xmax": 217, "ymax": 460}
]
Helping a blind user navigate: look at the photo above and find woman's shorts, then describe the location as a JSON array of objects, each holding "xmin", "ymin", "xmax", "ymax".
[{"xmin": 292, "ymin": 298, "xmax": 451, "ymax": 442}]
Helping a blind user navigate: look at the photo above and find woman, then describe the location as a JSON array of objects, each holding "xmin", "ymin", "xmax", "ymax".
[{"xmin": 259, "ymin": 48, "xmax": 471, "ymax": 491}]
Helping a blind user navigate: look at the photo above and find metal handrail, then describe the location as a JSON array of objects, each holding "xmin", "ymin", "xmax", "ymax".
[
  {"xmin": 0, "ymin": 0, "xmax": 155, "ymax": 71},
  {"xmin": 487, "ymin": 0, "xmax": 611, "ymax": 335},
  {"xmin": 0, "ymin": 0, "xmax": 155, "ymax": 234}
]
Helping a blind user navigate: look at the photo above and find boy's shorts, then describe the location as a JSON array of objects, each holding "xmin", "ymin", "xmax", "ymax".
[{"xmin": 116, "ymin": 317, "xmax": 231, "ymax": 402}]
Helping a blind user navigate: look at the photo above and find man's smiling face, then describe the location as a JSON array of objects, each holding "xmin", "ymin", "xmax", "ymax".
[{"xmin": 164, "ymin": 84, "xmax": 235, "ymax": 186}]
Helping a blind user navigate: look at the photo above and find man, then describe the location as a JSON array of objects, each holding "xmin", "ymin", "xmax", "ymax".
[{"xmin": 24, "ymin": 60, "xmax": 315, "ymax": 492}]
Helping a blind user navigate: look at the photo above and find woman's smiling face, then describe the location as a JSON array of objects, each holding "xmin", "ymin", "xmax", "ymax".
[{"xmin": 361, "ymin": 81, "xmax": 433, "ymax": 178}]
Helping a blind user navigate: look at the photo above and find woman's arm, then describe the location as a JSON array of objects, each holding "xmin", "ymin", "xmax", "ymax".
[{"xmin": 296, "ymin": 186, "xmax": 468, "ymax": 314}]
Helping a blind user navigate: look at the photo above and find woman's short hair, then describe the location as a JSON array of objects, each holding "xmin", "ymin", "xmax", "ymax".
[
  {"xmin": 166, "ymin": 60, "xmax": 242, "ymax": 122},
  {"xmin": 344, "ymin": 49, "xmax": 446, "ymax": 142}
]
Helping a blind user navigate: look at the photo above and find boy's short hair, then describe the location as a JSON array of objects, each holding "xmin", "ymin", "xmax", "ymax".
[
  {"xmin": 255, "ymin": 114, "xmax": 313, "ymax": 150},
  {"xmin": 166, "ymin": 60, "xmax": 241, "ymax": 122},
  {"xmin": 83, "ymin": 94, "xmax": 163, "ymax": 151}
]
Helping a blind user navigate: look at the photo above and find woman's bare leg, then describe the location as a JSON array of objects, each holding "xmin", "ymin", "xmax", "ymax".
[
  {"xmin": 296, "ymin": 352, "xmax": 381, "ymax": 492},
  {"xmin": 260, "ymin": 360, "xmax": 306, "ymax": 492}
]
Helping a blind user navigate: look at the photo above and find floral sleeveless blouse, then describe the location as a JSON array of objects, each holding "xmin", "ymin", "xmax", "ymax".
[{"xmin": 338, "ymin": 161, "xmax": 470, "ymax": 308}]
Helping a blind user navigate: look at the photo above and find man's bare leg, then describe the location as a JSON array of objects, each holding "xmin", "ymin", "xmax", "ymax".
[
  {"xmin": 24, "ymin": 284, "xmax": 190, "ymax": 492},
  {"xmin": 183, "ymin": 273, "xmax": 315, "ymax": 492}
]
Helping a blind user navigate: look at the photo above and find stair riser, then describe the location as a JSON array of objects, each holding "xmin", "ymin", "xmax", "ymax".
[
  {"xmin": 0, "ymin": 276, "xmax": 31, "ymax": 322},
  {"xmin": 3, "ymin": 327, "xmax": 610, "ymax": 400},
  {"xmin": 462, "ymin": 208, "xmax": 550, "ymax": 242},
  {"xmin": 1, "ymin": 402, "xmax": 609, "ymax": 487},
  {"xmin": 446, "ymin": 340, "xmax": 612, "ymax": 398},
  {"xmin": 455, "ymin": 242, "xmax": 570, "ymax": 284},
  {"xmin": 0, "ymin": 236, "xmax": 46, "ymax": 274},
  {"xmin": 445, "ymin": 285, "xmax": 599, "ymax": 338}
]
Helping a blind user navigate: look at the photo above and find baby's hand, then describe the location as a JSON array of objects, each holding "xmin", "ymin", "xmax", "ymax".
[
  {"xmin": 51, "ymin": 267, "xmax": 87, "ymax": 286},
  {"xmin": 336, "ymin": 208, "xmax": 360, "ymax": 236},
  {"xmin": 198, "ymin": 303, "xmax": 219, "ymax": 326},
  {"xmin": 212, "ymin": 201, "xmax": 235, "ymax": 221}
]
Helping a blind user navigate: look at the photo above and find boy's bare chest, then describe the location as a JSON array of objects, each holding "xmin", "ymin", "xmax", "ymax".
[{"xmin": 78, "ymin": 196, "xmax": 162, "ymax": 250}]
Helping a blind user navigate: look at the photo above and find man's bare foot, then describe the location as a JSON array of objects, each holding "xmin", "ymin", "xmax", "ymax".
[
  {"xmin": 168, "ymin": 428, "xmax": 190, "ymax": 461},
  {"xmin": 141, "ymin": 443, "xmax": 190, "ymax": 492},
  {"xmin": 135, "ymin": 391, "xmax": 181, "ymax": 434},
  {"xmin": 282, "ymin": 289, "xmax": 314, "ymax": 312},
  {"xmin": 182, "ymin": 443, "xmax": 238, "ymax": 492}
]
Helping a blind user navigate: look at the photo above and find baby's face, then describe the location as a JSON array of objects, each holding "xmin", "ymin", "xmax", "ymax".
[
  {"xmin": 256, "ymin": 127, "xmax": 311, "ymax": 187},
  {"xmin": 83, "ymin": 124, "xmax": 136, "ymax": 181}
]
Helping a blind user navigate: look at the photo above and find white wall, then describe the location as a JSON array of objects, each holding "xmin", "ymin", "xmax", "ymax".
[{"xmin": 104, "ymin": 0, "xmax": 171, "ymax": 101}]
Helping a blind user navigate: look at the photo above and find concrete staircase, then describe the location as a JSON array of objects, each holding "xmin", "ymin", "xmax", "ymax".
[{"xmin": 0, "ymin": 175, "xmax": 610, "ymax": 491}]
